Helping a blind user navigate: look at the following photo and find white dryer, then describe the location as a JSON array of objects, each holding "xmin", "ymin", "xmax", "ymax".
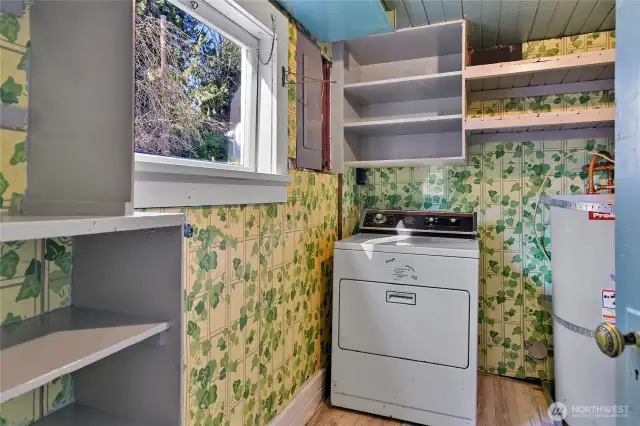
[{"xmin": 331, "ymin": 209, "xmax": 479, "ymax": 426}]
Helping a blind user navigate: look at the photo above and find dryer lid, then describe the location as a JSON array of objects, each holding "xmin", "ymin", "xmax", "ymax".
[{"xmin": 335, "ymin": 233, "xmax": 479, "ymax": 258}]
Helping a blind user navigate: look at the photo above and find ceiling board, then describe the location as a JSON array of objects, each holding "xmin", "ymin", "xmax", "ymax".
[
  {"xmin": 402, "ymin": 0, "xmax": 429, "ymax": 25},
  {"xmin": 442, "ymin": 0, "xmax": 463, "ymax": 20},
  {"xmin": 480, "ymin": 0, "xmax": 501, "ymax": 47},
  {"xmin": 528, "ymin": 0, "xmax": 559, "ymax": 40},
  {"xmin": 564, "ymin": 0, "xmax": 599, "ymax": 35},
  {"xmin": 423, "ymin": 0, "xmax": 447, "ymax": 24},
  {"xmin": 580, "ymin": 0, "xmax": 615, "ymax": 33},
  {"xmin": 598, "ymin": 6, "xmax": 615, "ymax": 30},
  {"xmin": 384, "ymin": 0, "xmax": 615, "ymax": 49}
]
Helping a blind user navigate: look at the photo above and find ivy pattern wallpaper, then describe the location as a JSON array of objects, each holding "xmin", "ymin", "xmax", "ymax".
[
  {"xmin": 150, "ymin": 22, "xmax": 338, "ymax": 426},
  {"xmin": 0, "ymin": 5, "xmax": 74, "ymax": 426}
]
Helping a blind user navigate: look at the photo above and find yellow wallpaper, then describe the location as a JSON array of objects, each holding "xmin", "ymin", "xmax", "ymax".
[{"xmin": 162, "ymin": 23, "xmax": 338, "ymax": 425}]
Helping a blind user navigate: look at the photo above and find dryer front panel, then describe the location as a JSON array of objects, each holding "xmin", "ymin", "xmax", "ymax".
[{"xmin": 339, "ymin": 279, "xmax": 470, "ymax": 368}]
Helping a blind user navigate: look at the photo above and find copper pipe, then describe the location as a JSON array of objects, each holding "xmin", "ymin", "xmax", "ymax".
[{"xmin": 583, "ymin": 151, "xmax": 615, "ymax": 194}]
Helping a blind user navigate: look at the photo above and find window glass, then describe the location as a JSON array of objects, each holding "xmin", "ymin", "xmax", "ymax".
[{"xmin": 135, "ymin": 0, "xmax": 245, "ymax": 165}]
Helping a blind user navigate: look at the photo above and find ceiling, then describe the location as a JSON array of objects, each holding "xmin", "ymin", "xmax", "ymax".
[{"xmin": 382, "ymin": 0, "xmax": 616, "ymax": 49}]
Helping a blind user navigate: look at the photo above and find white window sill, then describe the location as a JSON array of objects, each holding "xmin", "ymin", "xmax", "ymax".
[{"xmin": 134, "ymin": 154, "xmax": 291, "ymax": 208}]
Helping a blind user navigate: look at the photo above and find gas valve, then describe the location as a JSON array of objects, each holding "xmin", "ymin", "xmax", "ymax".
[{"xmin": 595, "ymin": 322, "xmax": 640, "ymax": 358}]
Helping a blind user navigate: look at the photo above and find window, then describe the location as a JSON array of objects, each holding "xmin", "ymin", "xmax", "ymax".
[{"xmin": 134, "ymin": 0, "xmax": 289, "ymax": 207}]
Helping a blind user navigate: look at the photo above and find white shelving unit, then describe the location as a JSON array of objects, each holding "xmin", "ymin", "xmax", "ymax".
[
  {"xmin": 0, "ymin": 2, "xmax": 184, "ymax": 425},
  {"xmin": 332, "ymin": 20, "xmax": 467, "ymax": 171},
  {"xmin": 331, "ymin": 20, "xmax": 616, "ymax": 169},
  {"xmin": 464, "ymin": 48, "xmax": 615, "ymax": 143}
]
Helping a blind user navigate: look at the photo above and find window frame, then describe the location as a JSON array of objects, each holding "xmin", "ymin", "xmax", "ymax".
[{"xmin": 134, "ymin": 0, "xmax": 290, "ymax": 208}]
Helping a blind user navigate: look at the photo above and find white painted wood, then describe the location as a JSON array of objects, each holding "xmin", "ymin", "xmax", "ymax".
[
  {"xmin": 0, "ymin": 307, "xmax": 170, "ymax": 404},
  {"xmin": 465, "ymin": 49, "xmax": 615, "ymax": 81},
  {"xmin": 134, "ymin": 172, "xmax": 289, "ymax": 208},
  {"xmin": 344, "ymin": 20, "xmax": 463, "ymax": 65},
  {"xmin": 467, "ymin": 79, "xmax": 615, "ymax": 101},
  {"xmin": 331, "ymin": 41, "xmax": 346, "ymax": 174},
  {"xmin": 25, "ymin": 0, "xmax": 134, "ymax": 216},
  {"xmin": 465, "ymin": 108, "xmax": 615, "ymax": 132},
  {"xmin": 469, "ymin": 126, "xmax": 614, "ymax": 143},
  {"xmin": 344, "ymin": 71, "xmax": 462, "ymax": 104},
  {"xmin": 345, "ymin": 157, "xmax": 466, "ymax": 167},
  {"xmin": 32, "ymin": 404, "xmax": 153, "ymax": 426},
  {"xmin": 133, "ymin": 154, "xmax": 291, "ymax": 207},
  {"xmin": 356, "ymin": 97, "xmax": 462, "ymax": 120},
  {"xmin": 357, "ymin": 131, "xmax": 464, "ymax": 162},
  {"xmin": 348, "ymin": 54, "xmax": 462, "ymax": 84},
  {"xmin": 0, "ymin": 212, "xmax": 183, "ymax": 242},
  {"xmin": 460, "ymin": 19, "xmax": 468, "ymax": 164},
  {"xmin": 344, "ymin": 115, "xmax": 462, "ymax": 136},
  {"xmin": 267, "ymin": 369, "xmax": 325, "ymax": 426}
]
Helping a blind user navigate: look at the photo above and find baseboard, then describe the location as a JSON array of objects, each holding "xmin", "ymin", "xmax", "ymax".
[{"xmin": 268, "ymin": 368, "xmax": 326, "ymax": 426}]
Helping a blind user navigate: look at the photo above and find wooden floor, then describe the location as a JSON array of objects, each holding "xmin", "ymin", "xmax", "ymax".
[{"xmin": 307, "ymin": 374, "xmax": 553, "ymax": 426}]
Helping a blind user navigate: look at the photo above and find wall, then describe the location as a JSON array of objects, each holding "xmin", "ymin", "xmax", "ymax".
[
  {"xmin": 0, "ymin": 5, "xmax": 75, "ymax": 425},
  {"xmin": 342, "ymin": 30, "xmax": 616, "ymax": 381},
  {"xmin": 153, "ymin": 23, "xmax": 338, "ymax": 426},
  {"xmin": 1, "ymin": 4, "xmax": 336, "ymax": 426}
]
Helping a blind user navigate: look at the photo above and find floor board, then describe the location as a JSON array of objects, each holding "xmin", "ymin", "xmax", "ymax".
[{"xmin": 307, "ymin": 374, "xmax": 553, "ymax": 426}]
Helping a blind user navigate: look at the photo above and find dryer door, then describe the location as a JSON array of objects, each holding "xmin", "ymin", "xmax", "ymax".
[{"xmin": 338, "ymin": 279, "xmax": 470, "ymax": 368}]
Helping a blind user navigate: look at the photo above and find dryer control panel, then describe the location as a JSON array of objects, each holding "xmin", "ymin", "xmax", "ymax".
[{"xmin": 360, "ymin": 209, "xmax": 477, "ymax": 237}]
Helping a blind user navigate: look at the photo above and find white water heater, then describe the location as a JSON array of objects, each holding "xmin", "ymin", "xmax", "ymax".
[{"xmin": 546, "ymin": 194, "xmax": 616, "ymax": 426}]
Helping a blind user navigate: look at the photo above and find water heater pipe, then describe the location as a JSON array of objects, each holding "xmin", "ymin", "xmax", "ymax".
[{"xmin": 533, "ymin": 150, "xmax": 615, "ymax": 262}]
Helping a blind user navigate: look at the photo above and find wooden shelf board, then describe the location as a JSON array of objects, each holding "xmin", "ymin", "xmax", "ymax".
[
  {"xmin": 0, "ymin": 212, "xmax": 184, "ymax": 242},
  {"xmin": 345, "ymin": 20, "xmax": 463, "ymax": 65},
  {"xmin": 464, "ymin": 108, "xmax": 614, "ymax": 134},
  {"xmin": 344, "ymin": 72, "xmax": 462, "ymax": 104},
  {"xmin": 344, "ymin": 114, "xmax": 462, "ymax": 137},
  {"xmin": 345, "ymin": 157, "xmax": 466, "ymax": 168},
  {"xmin": 0, "ymin": 307, "xmax": 170, "ymax": 404},
  {"xmin": 465, "ymin": 49, "xmax": 615, "ymax": 91},
  {"xmin": 34, "ymin": 404, "xmax": 152, "ymax": 426}
]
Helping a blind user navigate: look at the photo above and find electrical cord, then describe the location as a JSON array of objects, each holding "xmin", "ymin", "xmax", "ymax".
[
  {"xmin": 258, "ymin": 15, "xmax": 276, "ymax": 66},
  {"xmin": 533, "ymin": 150, "xmax": 615, "ymax": 262}
]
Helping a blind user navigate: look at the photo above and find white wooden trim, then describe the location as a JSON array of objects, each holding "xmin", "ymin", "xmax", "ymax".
[
  {"xmin": 135, "ymin": 171, "xmax": 289, "ymax": 208},
  {"xmin": 467, "ymin": 79, "xmax": 616, "ymax": 102},
  {"xmin": 464, "ymin": 108, "xmax": 615, "ymax": 131},
  {"xmin": 268, "ymin": 369, "xmax": 326, "ymax": 426},
  {"xmin": 344, "ymin": 156, "xmax": 466, "ymax": 168},
  {"xmin": 469, "ymin": 127, "xmax": 615, "ymax": 144},
  {"xmin": 460, "ymin": 19, "xmax": 468, "ymax": 163},
  {"xmin": 464, "ymin": 49, "xmax": 615, "ymax": 80},
  {"xmin": 0, "ymin": 211, "xmax": 184, "ymax": 242}
]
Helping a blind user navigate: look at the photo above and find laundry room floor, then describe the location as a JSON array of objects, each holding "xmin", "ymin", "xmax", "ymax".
[{"xmin": 307, "ymin": 374, "xmax": 553, "ymax": 426}]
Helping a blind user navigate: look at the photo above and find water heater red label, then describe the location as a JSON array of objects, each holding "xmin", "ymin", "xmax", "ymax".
[{"xmin": 589, "ymin": 212, "xmax": 615, "ymax": 220}]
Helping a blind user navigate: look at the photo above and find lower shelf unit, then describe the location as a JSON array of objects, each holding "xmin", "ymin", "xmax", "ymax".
[
  {"xmin": 0, "ymin": 307, "xmax": 170, "ymax": 404},
  {"xmin": 464, "ymin": 108, "xmax": 615, "ymax": 143},
  {"xmin": 0, "ymin": 217, "xmax": 184, "ymax": 425},
  {"xmin": 32, "ymin": 404, "xmax": 153, "ymax": 426}
]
